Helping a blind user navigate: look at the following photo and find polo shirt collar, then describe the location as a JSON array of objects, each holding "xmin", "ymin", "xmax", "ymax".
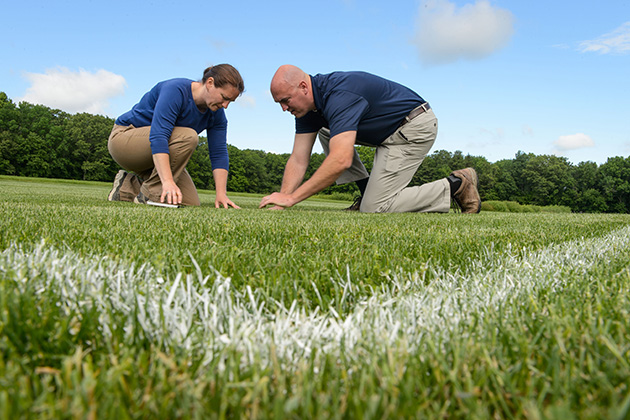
[{"xmin": 310, "ymin": 75, "xmax": 323, "ymax": 113}]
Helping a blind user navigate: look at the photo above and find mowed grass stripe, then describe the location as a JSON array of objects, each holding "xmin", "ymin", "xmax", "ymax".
[{"xmin": 2, "ymin": 224, "xmax": 629, "ymax": 370}]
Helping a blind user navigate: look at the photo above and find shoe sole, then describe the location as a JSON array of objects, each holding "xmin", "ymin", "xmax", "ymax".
[
  {"xmin": 344, "ymin": 198, "xmax": 362, "ymax": 211},
  {"xmin": 108, "ymin": 170, "xmax": 127, "ymax": 201},
  {"xmin": 134, "ymin": 191, "xmax": 149, "ymax": 205}
]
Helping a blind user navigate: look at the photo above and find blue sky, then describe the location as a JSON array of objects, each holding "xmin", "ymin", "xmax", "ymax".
[{"xmin": 2, "ymin": 0, "xmax": 629, "ymax": 164}]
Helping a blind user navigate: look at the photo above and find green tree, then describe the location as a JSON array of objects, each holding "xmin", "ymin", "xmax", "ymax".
[
  {"xmin": 264, "ymin": 152, "xmax": 289, "ymax": 192},
  {"xmin": 571, "ymin": 161, "xmax": 606, "ymax": 212},
  {"xmin": 355, "ymin": 145, "xmax": 375, "ymax": 174},
  {"xmin": 600, "ymin": 156, "xmax": 630, "ymax": 213},
  {"xmin": 65, "ymin": 113, "xmax": 116, "ymax": 181},
  {"xmin": 411, "ymin": 150, "xmax": 448, "ymax": 187},
  {"xmin": 491, "ymin": 159, "xmax": 522, "ymax": 202},
  {"xmin": 576, "ymin": 188, "xmax": 608, "ymax": 213},
  {"xmin": 0, "ymin": 93, "xmax": 20, "ymax": 174},
  {"xmin": 0, "ymin": 92, "xmax": 19, "ymax": 133},
  {"xmin": 17, "ymin": 132, "xmax": 52, "ymax": 177},
  {"xmin": 187, "ymin": 138, "xmax": 214, "ymax": 190},
  {"xmin": 0, "ymin": 129, "xmax": 18, "ymax": 175},
  {"xmin": 520, "ymin": 154, "xmax": 574, "ymax": 206},
  {"xmin": 226, "ymin": 146, "xmax": 269, "ymax": 193}
]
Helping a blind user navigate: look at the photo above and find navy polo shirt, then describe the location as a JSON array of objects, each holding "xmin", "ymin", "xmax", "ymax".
[{"xmin": 295, "ymin": 71, "xmax": 425, "ymax": 146}]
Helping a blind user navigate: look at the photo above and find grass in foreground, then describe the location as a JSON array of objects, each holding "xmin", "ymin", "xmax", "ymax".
[{"xmin": 1, "ymin": 176, "xmax": 630, "ymax": 419}]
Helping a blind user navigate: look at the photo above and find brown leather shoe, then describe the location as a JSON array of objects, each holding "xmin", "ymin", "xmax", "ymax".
[{"xmin": 451, "ymin": 168, "xmax": 481, "ymax": 213}]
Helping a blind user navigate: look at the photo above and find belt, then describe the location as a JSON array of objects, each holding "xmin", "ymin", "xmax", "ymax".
[{"xmin": 399, "ymin": 102, "xmax": 431, "ymax": 128}]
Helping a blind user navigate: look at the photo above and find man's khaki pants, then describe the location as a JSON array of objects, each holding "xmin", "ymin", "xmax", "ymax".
[
  {"xmin": 318, "ymin": 109, "xmax": 451, "ymax": 213},
  {"xmin": 108, "ymin": 124, "xmax": 201, "ymax": 206}
]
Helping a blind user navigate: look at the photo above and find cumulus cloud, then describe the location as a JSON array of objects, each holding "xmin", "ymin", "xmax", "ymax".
[
  {"xmin": 413, "ymin": 0, "xmax": 515, "ymax": 65},
  {"xmin": 554, "ymin": 133, "xmax": 595, "ymax": 151},
  {"xmin": 579, "ymin": 21, "xmax": 630, "ymax": 54},
  {"xmin": 20, "ymin": 67, "xmax": 126, "ymax": 115}
]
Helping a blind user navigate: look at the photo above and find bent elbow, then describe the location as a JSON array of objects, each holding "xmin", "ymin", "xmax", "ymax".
[{"xmin": 337, "ymin": 154, "xmax": 355, "ymax": 170}]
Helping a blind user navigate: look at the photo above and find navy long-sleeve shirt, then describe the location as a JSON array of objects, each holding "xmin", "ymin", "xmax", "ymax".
[{"xmin": 115, "ymin": 78, "xmax": 229, "ymax": 170}]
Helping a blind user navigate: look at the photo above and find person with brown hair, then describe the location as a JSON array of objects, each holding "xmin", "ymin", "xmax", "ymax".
[{"xmin": 108, "ymin": 64, "xmax": 244, "ymax": 208}]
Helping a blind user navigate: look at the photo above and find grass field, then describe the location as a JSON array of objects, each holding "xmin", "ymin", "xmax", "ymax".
[{"xmin": 1, "ymin": 175, "xmax": 630, "ymax": 419}]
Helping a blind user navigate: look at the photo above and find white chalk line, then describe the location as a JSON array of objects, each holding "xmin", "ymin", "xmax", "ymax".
[{"xmin": 2, "ymin": 225, "xmax": 629, "ymax": 370}]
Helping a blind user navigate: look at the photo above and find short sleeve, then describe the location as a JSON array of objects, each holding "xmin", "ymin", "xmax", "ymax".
[
  {"xmin": 323, "ymin": 91, "xmax": 369, "ymax": 138},
  {"xmin": 295, "ymin": 111, "xmax": 327, "ymax": 134}
]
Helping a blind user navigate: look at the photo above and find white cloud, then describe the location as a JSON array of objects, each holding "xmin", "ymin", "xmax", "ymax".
[
  {"xmin": 579, "ymin": 21, "xmax": 630, "ymax": 55},
  {"xmin": 20, "ymin": 67, "xmax": 126, "ymax": 115},
  {"xmin": 235, "ymin": 94, "xmax": 256, "ymax": 108},
  {"xmin": 413, "ymin": 0, "xmax": 515, "ymax": 65},
  {"xmin": 554, "ymin": 133, "xmax": 594, "ymax": 151},
  {"xmin": 551, "ymin": 44, "xmax": 570, "ymax": 50},
  {"xmin": 522, "ymin": 125, "xmax": 534, "ymax": 136}
]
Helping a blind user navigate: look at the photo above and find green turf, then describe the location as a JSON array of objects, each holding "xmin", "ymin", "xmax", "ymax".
[{"xmin": 1, "ymin": 175, "xmax": 629, "ymax": 419}]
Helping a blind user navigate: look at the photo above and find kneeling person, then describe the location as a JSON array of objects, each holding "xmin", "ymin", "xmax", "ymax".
[
  {"xmin": 259, "ymin": 65, "xmax": 480, "ymax": 214},
  {"xmin": 108, "ymin": 64, "xmax": 243, "ymax": 208}
]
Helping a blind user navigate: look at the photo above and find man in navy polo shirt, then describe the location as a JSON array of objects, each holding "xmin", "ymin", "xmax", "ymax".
[{"xmin": 259, "ymin": 65, "xmax": 481, "ymax": 214}]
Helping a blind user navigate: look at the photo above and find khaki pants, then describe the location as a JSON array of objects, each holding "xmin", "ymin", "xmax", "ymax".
[
  {"xmin": 108, "ymin": 124, "xmax": 201, "ymax": 206},
  {"xmin": 318, "ymin": 109, "xmax": 450, "ymax": 213}
]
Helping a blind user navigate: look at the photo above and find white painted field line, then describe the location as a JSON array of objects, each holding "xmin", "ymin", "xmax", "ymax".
[{"xmin": 1, "ymin": 225, "xmax": 629, "ymax": 371}]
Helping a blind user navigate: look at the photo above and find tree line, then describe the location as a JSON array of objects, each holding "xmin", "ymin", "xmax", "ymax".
[{"xmin": 1, "ymin": 92, "xmax": 629, "ymax": 213}]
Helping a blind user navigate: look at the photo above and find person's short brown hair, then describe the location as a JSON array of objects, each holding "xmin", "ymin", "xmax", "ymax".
[{"xmin": 202, "ymin": 64, "xmax": 244, "ymax": 95}]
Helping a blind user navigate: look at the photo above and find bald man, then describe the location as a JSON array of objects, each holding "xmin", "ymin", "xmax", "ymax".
[{"xmin": 259, "ymin": 65, "xmax": 481, "ymax": 213}]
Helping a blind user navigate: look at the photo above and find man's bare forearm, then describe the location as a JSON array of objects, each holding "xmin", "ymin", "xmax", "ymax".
[
  {"xmin": 285, "ymin": 130, "xmax": 357, "ymax": 203},
  {"xmin": 289, "ymin": 156, "xmax": 348, "ymax": 202},
  {"xmin": 280, "ymin": 155, "xmax": 308, "ymax": 194}
]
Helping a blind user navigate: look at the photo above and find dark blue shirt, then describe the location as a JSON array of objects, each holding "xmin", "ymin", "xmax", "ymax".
[
  {"xmin": 295, "ymin": 71, "xmax": 425, "ymax": 146},
  {"xmin": 115, "ymin": 78, "xmax": 229, "ymax": 170}
]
